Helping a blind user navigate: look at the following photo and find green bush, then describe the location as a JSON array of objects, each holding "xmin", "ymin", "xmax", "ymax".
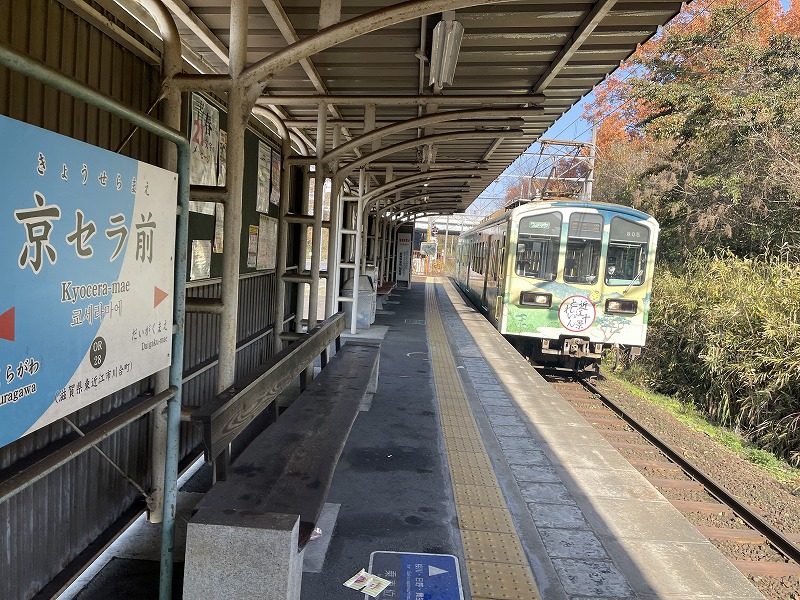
[{"xmin": 638, "ymin": 251, "xmax": 800, "ymax": 464}]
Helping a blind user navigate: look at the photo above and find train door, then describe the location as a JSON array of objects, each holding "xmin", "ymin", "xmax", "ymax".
[
  {"xmin": 494, "ymin": 233, "xmax": 506, "ymax": 324},
  {"xmin": 480, "ymin": 233, "xmax": 491, "ymax": 306},
  {"xmin": 484, "ymin": 234, "xmax": 499, "ymax": 324}
]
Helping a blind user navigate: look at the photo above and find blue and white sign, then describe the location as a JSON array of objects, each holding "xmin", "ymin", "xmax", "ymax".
[
  {"xmin": 0, "ymin": 115, "xmax": 177, "ymax": 449},
  {"xmin": 368, "ymin": 552, "xmax": 464, "ymax": 600}
]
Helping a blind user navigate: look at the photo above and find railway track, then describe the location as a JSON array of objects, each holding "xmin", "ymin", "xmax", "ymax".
[{"xmin": 542, "ymin": 373, "xmax": 800, "ymax": 599}]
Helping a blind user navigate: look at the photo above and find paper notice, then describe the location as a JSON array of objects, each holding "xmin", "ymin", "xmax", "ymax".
[{"xmin": 343, "ymin": 569, "xmax": 370, "ymax": 590}]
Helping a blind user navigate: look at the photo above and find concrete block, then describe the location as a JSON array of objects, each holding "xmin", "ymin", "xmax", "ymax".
[{"xmin": 183, "ymin": 508, "xmax": 303, "ymax": 600}]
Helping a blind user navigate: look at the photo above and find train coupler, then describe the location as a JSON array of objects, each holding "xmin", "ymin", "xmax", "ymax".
[{"xmin": 542, "ymin": 338, "xmax": 602, "ymax": 359}]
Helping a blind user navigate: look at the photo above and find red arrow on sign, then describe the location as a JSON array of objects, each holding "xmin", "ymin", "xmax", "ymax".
[
  {"xmin": 154, "ymin": 287, "xmax": 169, "ymax": 308},
  {"xmin": 0, "ymin": 307, "xmax": 14, "ymax": 342}
]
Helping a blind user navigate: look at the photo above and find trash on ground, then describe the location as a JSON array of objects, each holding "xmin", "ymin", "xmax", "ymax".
[
  {"xmin": 343, "ymin": 569, "xmax": 370, "ymax": 590},
  {"xmin": 343, "ymin": 570, "xmax": 392, "ymax": 597},
  {"xmin": 362, "ymin": 574, "xmax": 392, "ymax": 597}
]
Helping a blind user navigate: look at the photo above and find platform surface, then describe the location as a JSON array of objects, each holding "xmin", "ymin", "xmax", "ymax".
[{"xmin": 61, "ymin": 276, "xmax": 764, "ymax": 600}]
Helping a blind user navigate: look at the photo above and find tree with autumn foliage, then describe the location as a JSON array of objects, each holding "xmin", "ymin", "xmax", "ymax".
[{"xmin": 585, "ymin": 0, "xmax": 800, "ymax": 260}]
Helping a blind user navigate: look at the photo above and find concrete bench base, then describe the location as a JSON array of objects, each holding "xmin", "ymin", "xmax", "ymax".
[{"xmin": 183, "ymin": 508, "xmax": 303, "ymax": 600}]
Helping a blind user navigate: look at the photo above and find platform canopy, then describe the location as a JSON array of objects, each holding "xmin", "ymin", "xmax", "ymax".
[{"xmin": 111, "ymin": 0, "xmax": 682, "ymax": 214}]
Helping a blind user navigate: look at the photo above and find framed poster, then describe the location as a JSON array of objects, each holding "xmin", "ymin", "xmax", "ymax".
[
  {"xmin": 217, "ymin": 129, "xmax": 227, "ymax": 188},
  {"xmin": 189, "ymin": 240, "xmax": 211, "ymax": 281},
  {"xmin": 0, "ymin": 115, "xmax": 177, "ymax": 448},
  {"xmin": 256, "ymin": 141, "xmax": 271, "ymax": 213},
  {"xmin": 189, "ymin": 95, "xmax": 219, "ymax": 214},
  {"xmin": 257, "ymin": 214, "xmax": 277, "ymax": 270},
  {"xmin": 247, "ymin": 225, "xmax": 259, "ymax": 268},
  {"xmin": 213, "ymin": 204, "xmax": 224, "ymax": 254},
  {"xmin": 189, "ymin": 94, "xmax": 218, "ymax": 188},
  {"xmin": 270, "ymin": 149, "xmax": 281, "ymax": 205}
]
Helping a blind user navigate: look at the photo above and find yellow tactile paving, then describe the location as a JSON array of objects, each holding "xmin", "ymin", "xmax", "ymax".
[
  {"xmin": 446, "ymin": 451, "xmax": 494, "ymax": 471},
  {"xmin": 458, "ymin": 506, "xmax": 517, "ymax": 535},
  {"xmin": 452, "ymin": 483, "xmax": 507, "ymax": 508},
  {"xmin": 445, "ymin": 436, "xmax": 491, "ymax": 454},
  {"xmin": 440, "ymin": 414, "xmax": 480, "ymax": 428},
  {"xmin": 468, "ymin": 562, "xmax": 542, "ymax": 600},
  {"xmin": 461, "ymin": 530, "xmax": 529, "ymax": 565},
  {"xmin": 425, "ymin": 278, "xmax": 541, "ymax": 600},
  {"xmin": 442, "ymin": 424, "xmax": 483, "ymax": 439},
  {"xmin": 449, "ymin": 464, "xmax": 502, "ymax": 487}
]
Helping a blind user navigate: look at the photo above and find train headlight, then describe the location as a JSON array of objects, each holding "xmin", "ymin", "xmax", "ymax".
[
  {"xmin": 520, "ymin": 292, "xmax": 552, "ymax": 307},
  {"xmin": 605, "ymin": 299, "xmax": 638, "ymax": 315}
]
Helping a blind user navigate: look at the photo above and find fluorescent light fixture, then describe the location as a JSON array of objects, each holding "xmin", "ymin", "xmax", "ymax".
[{"xmin": 429, "ymin": 14, "xmax": 464, "ymax": 88}]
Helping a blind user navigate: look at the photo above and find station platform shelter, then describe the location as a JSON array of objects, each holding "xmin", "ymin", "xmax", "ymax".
[{"xmin": 0, "ymin": 1, "xmax": 697, "ymax": 598}]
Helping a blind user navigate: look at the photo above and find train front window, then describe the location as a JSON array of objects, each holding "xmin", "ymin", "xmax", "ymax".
[
  {"xmin": 606, "ymin": 217, "xmax": 650, "ymax": 285},
  {"xmin": 516, "ymin": 213, "xmax": 561, "ymax": 281},
  {"xmin": 564, "ymin": 213, "xmax": 603, "ymax": 284}
]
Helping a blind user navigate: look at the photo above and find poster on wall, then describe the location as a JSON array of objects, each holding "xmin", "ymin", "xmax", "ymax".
[
  {"xmin": 270, "ymin": 149, "xmax": 281, "ymax": 206},
  {"xmin": 213, "ymin": 204, "xmax": 224, "ymax": 253},
  {"xmin": 257, "ymin": 214, "xmax": 277, "ymax": 270},
  {"xmin": 256, "ymin": 141, "xmax": 271, "ymax": 213},
  {"xmin": 190, "ymin": 240, "xmax": 211, "ymax": 280},
  {"xmin": 0, "ymin": 115, "xmax": 178, "ymax": 449},
  {"xmin": 397, "ymin": 232, "xmax": 412, "ymax": 285},
  {"xmin": 189, "ymin": 94, "xmax": 219, "ymax": 214},
  {"xmin": 247, "ymin": 225, "xmax": 259, "ymax": 268},
  {"xmin": 217, "ymin": 129, "xmax": 227, "ymax": 188}
]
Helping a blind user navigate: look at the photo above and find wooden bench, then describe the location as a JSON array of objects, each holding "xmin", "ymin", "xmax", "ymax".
[
  {"xmin": 191, "ymin": 312, "xmax": 347, "ymax": 481},
  {"xmin": 376, "ymin": 280, "xmax": 396, "ymax": 310},
  {"xmin": 183, "ymin": 319, "xmax": 380, "ymax": 600}
]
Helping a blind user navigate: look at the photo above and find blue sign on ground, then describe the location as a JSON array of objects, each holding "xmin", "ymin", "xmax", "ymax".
[{"xmin": 368, "ymin": 551, "xmax": 464, "ymax": 600}]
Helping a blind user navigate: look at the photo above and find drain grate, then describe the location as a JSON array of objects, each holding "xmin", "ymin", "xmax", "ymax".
[{"xmin": 404, "ymin": 319, "xmax": 427, "ymax": 325}]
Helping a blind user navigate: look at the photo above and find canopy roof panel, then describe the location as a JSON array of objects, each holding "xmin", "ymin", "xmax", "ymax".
[{"xmin": 116, "ymin": 0, "xmax": 682, "ymax": 213}]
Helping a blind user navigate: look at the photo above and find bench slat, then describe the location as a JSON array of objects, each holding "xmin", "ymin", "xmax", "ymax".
[
  {"xmin": 192, "ymin": 312, "xmax": 345, "ymax": 462},
  {"xmin": 196, "ymin": 342, "xmax": 379, "ymax": 546}
]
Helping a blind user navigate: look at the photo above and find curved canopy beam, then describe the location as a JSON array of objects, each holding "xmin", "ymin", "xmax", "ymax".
[
  {"xmin": 366, "ymin": 179, "xmax": 476, "ymax": 210},
  {"xmin": 400, "ymin": 203, "xmax": 461, "ymax": 219},
  {"xmin": 363, "ymin": 170, "xmax": 484, "ymax": 203},
  {"xmin": 339, "ymin": 129, "xmax": 524, "ymax": 177},
  {"xmin": 241, "ymin": 0, "xmax": 550, "ymax": 91},
  {"xmin": 378, "ymin": 191, "xmax": 467, "ymax": 214},
  {"xmin": 321, "ymin": 108, "xmax": 533, "ymax": 165}
]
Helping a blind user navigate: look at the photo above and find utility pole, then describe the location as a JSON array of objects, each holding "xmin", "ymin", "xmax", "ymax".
[{"xmin": 585, "ymin": 121, "xmax": 597, "ymax": 201}]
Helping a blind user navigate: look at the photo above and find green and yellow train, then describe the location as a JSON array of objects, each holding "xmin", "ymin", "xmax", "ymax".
[{"xmin": 455, "ymin": 199, "xmax": 659, "ymax": 372}]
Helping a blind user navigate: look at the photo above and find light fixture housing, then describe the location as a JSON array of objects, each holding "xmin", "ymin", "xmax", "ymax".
[
  {"xmin": 520, "ymin": 291, "xmax": 552, "ymax": 307},
  {"xmin": 429, "ymin": 16, "xmax": 464, "ymax": 88},
  {"xmin": 605, "ymin": 299, "xmax": 638, "ymax": 315}
]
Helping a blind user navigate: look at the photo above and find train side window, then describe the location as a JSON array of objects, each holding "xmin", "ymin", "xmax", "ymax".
[
  {"xmin": 516, "ymin": 213, "xmax": 561, "ymax": 280},
  {"xmin": 606, "ymin": 217, "xmax": 650, "ymax": 286},
  {"xmin": 564, "ymin": 213, "xmax": 603, "ymax": 284}
]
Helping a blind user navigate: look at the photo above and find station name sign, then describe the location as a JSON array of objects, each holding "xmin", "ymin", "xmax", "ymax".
[{"xmin": 0, "ymin": 115, "xmax": 178, "ymax": 448}]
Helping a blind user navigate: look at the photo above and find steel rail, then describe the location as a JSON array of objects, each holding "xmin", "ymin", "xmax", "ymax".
[{"xmin": 581, "ymin": 378, "xmax": 800, "ymax": 565}]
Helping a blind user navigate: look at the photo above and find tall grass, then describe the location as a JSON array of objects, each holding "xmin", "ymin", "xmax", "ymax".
[{"xmin": 637, "ymin": 252, "xmax": 800, "ymax": 465}]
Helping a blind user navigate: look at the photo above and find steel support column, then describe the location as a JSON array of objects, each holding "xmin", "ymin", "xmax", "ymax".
[
  {"xmin": 253, "ymin": 106, "xmax": 293, "ymax": 351},
  {"xmin": 309, "ymin": 101, "xmax": 327, "ymax": 327},
  {"xmin": 325, "ymin": 128, "xmax": 342, "ymax": 319},
  {"xmin": 138, "ymin": 0, "xmax": 183, "ymax": 528},
  {"xmin": 217, "ymin": 0, "xmax": 250, "ymax": 398}
]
